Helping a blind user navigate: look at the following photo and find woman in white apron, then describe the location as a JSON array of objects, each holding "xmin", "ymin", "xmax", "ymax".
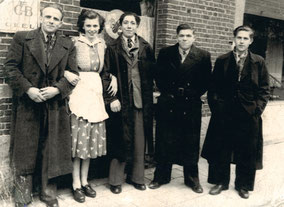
[{"xmin": 64, "ymin": 9, "xmax": 117, "ymax": 203}]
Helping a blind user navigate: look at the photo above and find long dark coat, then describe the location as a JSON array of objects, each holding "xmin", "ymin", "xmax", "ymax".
[
  {"xmin": 5, "ymin": 28, "xmax": 78, "ymax": 178},
  {"xmin": 103, "ymin": 35, "xmax": 155, "ymax": 162},
  {"xmin": 154, "ymin": 44, "xmax": 212, "ymax": 166},
  {"xmin": 201, "ymin": 51, "xmax": 270, "ymax": 170}
]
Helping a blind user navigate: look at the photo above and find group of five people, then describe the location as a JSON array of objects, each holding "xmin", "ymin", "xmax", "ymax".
[{"xmin": 4, "ymin": 3, "xmax": 270, "ymax": 207}]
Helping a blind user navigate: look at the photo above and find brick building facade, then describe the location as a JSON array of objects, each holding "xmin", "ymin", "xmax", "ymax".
[{"xmin": 0, "ymin": 0, "xmax": 283, "ymax": 199}]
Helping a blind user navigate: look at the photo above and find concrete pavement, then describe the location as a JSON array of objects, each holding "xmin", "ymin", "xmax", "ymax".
[{"xmin": 1, "ymin": 141, "xmax": 284, "ymax": 207}]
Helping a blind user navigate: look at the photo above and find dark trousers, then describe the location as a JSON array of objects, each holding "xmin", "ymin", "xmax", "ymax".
[
  {"xmin": 109, "ymin": 109, "xmax": 145, "ymax": 185},
  {"xmin": 14, "ymin": 109, "xmax": 57, "ymax": 204},
  {"xmin": 153, "ymin": 163, "xmax": 200, "ymax": 185},
  {"xmin": 208, "ymin": 163, "xmax": 256, "ymax": 191}
]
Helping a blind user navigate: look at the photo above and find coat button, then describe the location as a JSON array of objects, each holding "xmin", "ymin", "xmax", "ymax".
[
  {"xmin": 170, "ymin": 110, "xmax": 173, "ymax": 113},
  {"xmin": 185, "ymin": 97, "xmax": 188, "ymax": 100},
  {"xmin": 184, "ymin": 112, "xmax": 186, "ymax": 115},
  {"xmin": 187, "ymin": 83, "xmax": 190, "ymax": 86}
]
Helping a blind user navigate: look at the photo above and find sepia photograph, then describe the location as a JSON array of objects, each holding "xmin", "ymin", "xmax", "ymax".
[{"xmin": 0, "ymin": 0, "xmax": 283, "ymax": 206}]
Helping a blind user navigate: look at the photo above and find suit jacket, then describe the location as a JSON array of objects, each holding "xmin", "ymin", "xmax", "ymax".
[
  {"xmin": 5, "ymin": 28, "xmax": 78, "ymax": 178},
  {"xmin": 202, "ymin": 51, "xmax": 270, "ymax": 169},
  {"xmin": 103, "ymin": 35, "xmax": 155, "ymax": 162}
]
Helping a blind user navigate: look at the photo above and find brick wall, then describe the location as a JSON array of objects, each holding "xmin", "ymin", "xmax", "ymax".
[
  {"xmin": 245, "ymin": 0, "xmax": 284, "ymax": 21},
  {"xmin": 155, "ymin": 0, "xmax": 235, "ymax": 61}
]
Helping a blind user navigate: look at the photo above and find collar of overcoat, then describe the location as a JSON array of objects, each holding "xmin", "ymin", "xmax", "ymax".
[
  {"xmin": 170, "ymin": 43, "xmax": 203, "ymax": 70},
  {"xmin": 25, "ymin": 28, "xmax": 72, "ymax": 74},
  {"xmin": 113, "ymin": 34, "xmax": 149, "ymax": 64},
  {"xmin": 222, "ymin": 50, "xmax": 259, "ymax": 80}
]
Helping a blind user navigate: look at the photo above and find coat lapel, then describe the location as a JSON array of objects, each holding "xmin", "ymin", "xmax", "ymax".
[
  {"xmin": 169, "ymin": 44, "xmax": 181, "ymax": 70},
  {"xmin": 47, "ymin": 35, "xmax": 68, "ymax": 73},
  {"xmin": 247, "ymin": 52, "xmax": 258, "ymax": 84},
  {"xmin": 240, "ymin": 54, "xmax": 250, "ymax": 81},
  {"xmin": 223, "ymin": 51, "xmax": 234, "ymax": 76},
  {"xmin": 26, "ymin": 29, "xmax": 46, "ymax": 74},
  {"xmin": 182, "ymin": 45, "xmax": 202, "ymax": 68}
]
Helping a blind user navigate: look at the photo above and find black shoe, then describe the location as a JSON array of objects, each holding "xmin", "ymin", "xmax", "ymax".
[
  {"xmin": 73, "ymin": 188, "xmax": 85, "ymax": 203},
  {"xmin": 110, "ymin": 185, "xmax": 122, "ymax": 194},
  {"xmin": 41, "ymin": 199, "xmax": 59, "ymax": 207},
  {"xmin": 148, "ymin": 181, "xmax": 161, "ymax": 189},
  {"xmin": 126, "ymin": 179, "xmax": 146, "ymax": 191},
  {"xmin": 82, "ymin": 184, "xmax": 96, "ymax": 198},
  {"xmin": 236, "ymin": 187, "xmax": 249, "ymax": 199},
  {"xmin": 209, "ymin": 184, "xmax": 229, "ymax": 195},
  {"xmin": 185, "ymin": 182, "xmax": 203, "ymax": 194}
]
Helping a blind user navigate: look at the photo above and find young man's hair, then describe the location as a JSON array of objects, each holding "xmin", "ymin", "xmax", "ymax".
[
  {"xmin": 41, "ymin": 3, "xmax": 64, "ymax": 20},
  {"xmin": 77, "ymin": 9, "xmax": 105, "ymax": 34},
  {"xmin": 119, "ymin": 12, "xmax": 141, "ymax": 26},
  {"xmin": 176, "ymin": 24, "xmax": 195, "ymax": 34},
  {"xmin": 233, "ymin": 25, "xmax": 254, "ymax": 39}
]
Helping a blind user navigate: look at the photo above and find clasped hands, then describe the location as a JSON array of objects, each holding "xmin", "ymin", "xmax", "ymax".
[{"xmin": 26, "ymin": 87, "xmax": 60, "ymax": 103}]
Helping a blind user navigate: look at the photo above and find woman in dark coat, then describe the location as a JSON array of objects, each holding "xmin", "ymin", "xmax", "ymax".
[{"xmin": 102, "ymin": 12, "xmax": 155, "ymax": 194}]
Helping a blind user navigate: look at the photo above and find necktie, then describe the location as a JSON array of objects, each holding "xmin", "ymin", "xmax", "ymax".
[
  {"xmin": 127, "ymin": 38, "xmax": 132, "ymax": 48},
  {"xmin": 183, "ymin": 50, "xmax": 187, "ymax": 55},
  {"xmin": 46, "ymin": 34, "xmax": 53, "ymax": 65},
  {"xmin": 47, "ymin": 34, "xmax": 52, "ymax": 50},
  {"xmin": 237, "ymin": 58, "xmax": 242, "ymax": 81}
]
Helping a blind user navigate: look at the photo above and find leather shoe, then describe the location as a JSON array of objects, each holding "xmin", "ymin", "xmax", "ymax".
[
  {"xmin": 236, "ymin": 188, "xmax": 249, "ymax": 199},
  {"xmin": 126, "ymin": 179, "xmax": 146, "ymax": 191},
  {"xmin": 209, "ymin": 184, "xmax": 229, "ymax": 195},
  {"xmin": 110, "ymin": 185, "xmax": 122, "ymax": 194},
  {"xmin": 185, "ymin": 182, "xmax": 203, "ymax": 193},
  {"xmin": 41, "ymin": 199, "xmax": 59, "ymax": 207},
  {"xmin": 148, "ymin": 181, "xmax": 161, "ymax": 189},
  {"xmin": 82, "ymin": 184, "xmax": 96, "ymax": 198},
  {"xmin": 73, "ymin": 188, "xmax": 85, "ymax": 203}
]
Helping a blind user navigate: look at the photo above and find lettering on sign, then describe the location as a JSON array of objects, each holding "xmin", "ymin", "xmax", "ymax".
[{"xmin": 0, "ymin": 0, "xmax": 40, "ymax": 33}]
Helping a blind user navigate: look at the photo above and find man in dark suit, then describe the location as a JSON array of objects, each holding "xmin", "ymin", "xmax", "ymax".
[
  {"xmin": 5, "ymin": 4, "xmax": 78, "ymax": 207},
  {"xmin": 201, "ymin": 25, "xmax": 270, "ymax": 199},
  {"xmin": 149, "ymin": 24, "xmax": 212, "ymax": 193},
  {"xmin": 103, "ymin": 12, "xmax": 155, "ymax": 194}
]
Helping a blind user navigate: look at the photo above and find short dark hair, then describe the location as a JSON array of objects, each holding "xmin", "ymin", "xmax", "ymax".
[
  {"xmin": 233, "ymin": 25, "xmax": 254, "ymax": 39},
  {"xmin": 176, "ymin": 24, "xmax": 195, "ymax": 34},
  {"xmin": 119, "ymin": 12, "xmax": 141, "ymax": 26},
  {"xmin": 77, "ymin": 9, "xmax": 105, "ymax": 34},
  {"xmin": 41, "ymin": 3, "xmax": 64, "ymax": 20}
]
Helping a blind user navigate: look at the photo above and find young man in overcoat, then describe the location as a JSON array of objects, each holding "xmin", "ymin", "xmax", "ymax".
[
  {"xmin": 103, "ymin": 12, "xmax": 155, "ymax": 194},
  {"xmin": 5, "ymin": 4, "xmax": 78, "ymax": 207},
  {"xmin": 149, "ymin": 24, "xmax": 212, "ymax": 193},
  {"xmin": 201, "ymin": 25, "xmax": 270, "ymax": 199}
]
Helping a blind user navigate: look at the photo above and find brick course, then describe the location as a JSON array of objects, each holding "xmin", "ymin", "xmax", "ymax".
[{"xmin": 155, "ymin": 0, "xmax": 235, "ymax": 61}]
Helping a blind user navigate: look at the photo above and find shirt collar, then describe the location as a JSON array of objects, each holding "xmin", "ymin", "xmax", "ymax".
[
  {"xmin": 40, "ymin": 27, "xmax": 55, "ymax": 42},
  {"xmin": 178, "ymin": 46, "xmax": 190, "ymax": 56},
  {"xmin": 78, "ymin": 33, "xmax": 103, "ymax": 46},
  {"xmin": 233, "ymin": 47, "xmax": 248, "ymax": 61},
  {"xmin": 122, "ymin": 34, "xmax": 136, "ymax": 44}
]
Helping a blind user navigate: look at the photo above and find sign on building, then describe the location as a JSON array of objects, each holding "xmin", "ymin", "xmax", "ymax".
[{"xmin": 0, "ymin": 0, "xmax": 40, "ymax": 33}]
